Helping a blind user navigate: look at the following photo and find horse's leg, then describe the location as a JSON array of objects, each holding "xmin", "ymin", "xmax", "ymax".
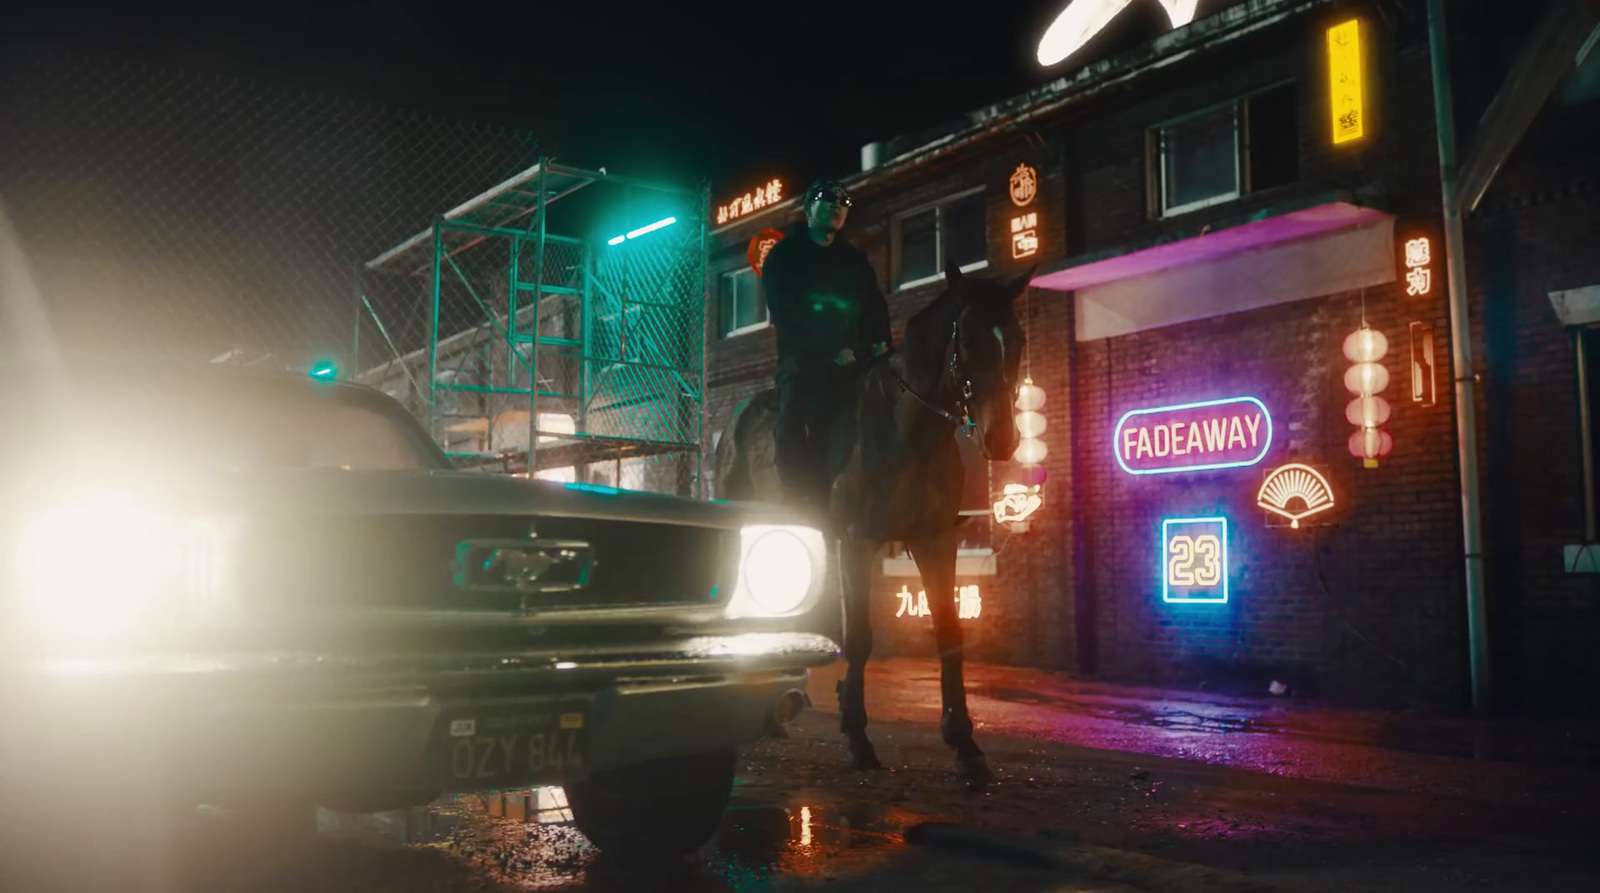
[
  {"xmin": 907, "ymin": 529, "xmax": 996, "ymax": 785},
  {"xmin": 836, "ymin": 534, "xmax": 883, "ymax": 770}
]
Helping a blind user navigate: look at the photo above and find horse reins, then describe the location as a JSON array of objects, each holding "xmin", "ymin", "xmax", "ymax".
[{"xmin": 894, "ymin": 320, "xmax": 977, "ymax": 437}]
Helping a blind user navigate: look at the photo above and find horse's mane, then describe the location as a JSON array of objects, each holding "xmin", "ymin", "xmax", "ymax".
[{"xmin": 901, "ymin": 286, "xmax": 961, "ymax": 378}]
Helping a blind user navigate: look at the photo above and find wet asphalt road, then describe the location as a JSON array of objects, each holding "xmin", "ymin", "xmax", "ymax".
[{"xmin": 9, "ymin": 658, "xmax": 1600, "ymax": 893}]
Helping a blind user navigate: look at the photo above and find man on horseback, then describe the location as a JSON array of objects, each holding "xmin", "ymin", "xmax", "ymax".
[{"xmin": 761, "ymin": 178, "xmax": 890, "ymax": 521}]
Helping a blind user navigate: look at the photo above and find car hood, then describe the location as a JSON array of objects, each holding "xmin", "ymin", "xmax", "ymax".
[{"xmin": 95, "ymin": 468, "xmax": 802, "ymax": 529}]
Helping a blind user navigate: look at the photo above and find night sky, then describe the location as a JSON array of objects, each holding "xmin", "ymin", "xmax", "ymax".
[{"xmin": 3, "ymin": 0, "xmax": 1238, "ymax": 196}]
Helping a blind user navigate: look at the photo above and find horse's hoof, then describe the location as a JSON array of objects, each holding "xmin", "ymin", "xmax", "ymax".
[
  {"xmin": 956, "ymin": 750, "xmax": 996, "ymax": 787},
  {"xmin": 847, "ymin": 738, "xmax": 884, "ymax": 771}
]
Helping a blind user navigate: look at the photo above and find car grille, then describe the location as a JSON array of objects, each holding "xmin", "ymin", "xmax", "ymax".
[{"xmin": 234, "ymin": 514, "xmax": 732, "ymax": 615}]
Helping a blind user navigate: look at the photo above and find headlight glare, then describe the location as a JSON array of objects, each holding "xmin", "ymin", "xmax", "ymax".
[
  {"xmin": 726, "ymin": 524, "xmax": 826, "ymax": 620},
  {"xmin": 9, "ymin": 489, "xmax": 237, "ymax": 643}
]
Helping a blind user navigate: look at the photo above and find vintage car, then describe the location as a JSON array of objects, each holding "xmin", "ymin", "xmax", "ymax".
[{"xmin": 0, "ymin": 360, "xmax": 837, "ymax": 871}]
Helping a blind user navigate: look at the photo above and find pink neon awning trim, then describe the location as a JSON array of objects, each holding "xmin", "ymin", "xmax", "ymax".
[{"xmin": 1031, "ymin": 202, "xmax": 1393, "ymax": 292}]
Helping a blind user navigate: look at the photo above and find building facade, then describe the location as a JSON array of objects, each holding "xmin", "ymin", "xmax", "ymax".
[{"xmin": 702, "ymin": 0, "xmax": 1600, "ymax": 712}]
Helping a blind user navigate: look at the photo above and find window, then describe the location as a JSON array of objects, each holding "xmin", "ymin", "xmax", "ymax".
[
  {"xmin": 895, "ymin": 189, "xmax": 989, "ymax": 290},
  {"xmin": 718, "ymin": 266, "xmax": 767, "ymax": 337},
  {"xmin": 1153, "ymin": 84, "xmax": 1299, "ymax": 218}
]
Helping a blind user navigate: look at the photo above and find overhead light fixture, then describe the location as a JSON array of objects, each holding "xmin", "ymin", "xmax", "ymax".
[{"xmin": 1036, "ymin": 0, "xmax": 1200, "ymax": 67}]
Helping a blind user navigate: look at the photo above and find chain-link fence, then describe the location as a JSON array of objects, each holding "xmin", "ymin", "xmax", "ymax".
[
  {"xmin": 0, "ymin": 51, "xmax": 544, "ymax": 362},
  {"xmin": 0, "ymin": 53, "xmax": 709, "ymax": 495}
]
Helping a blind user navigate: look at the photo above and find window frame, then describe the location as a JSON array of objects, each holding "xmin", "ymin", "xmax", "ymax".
[
  {"xmin": 718, "ymin": 265, "xmax": 769, "ymax": 338},
  {"xmin": 1154, "ymin": 97, "xmax": 1244, "ymax": 218},
  {"xmin": 1150, "ymin": 80, "xmax": 1298, "ymax": 219},
  {"xmin": 1576, "ymin": 325, "xmax": 1600, "ymax": 543},
  {"xmin": 892, "ymin": 185, "xmax": 991, "ymax": 292}
]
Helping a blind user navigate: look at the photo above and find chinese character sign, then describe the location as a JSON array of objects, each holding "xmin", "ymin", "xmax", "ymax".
[
  {"xmin": 1327, "ymin": 19, "xmax": 1365, "ymax": 145},
  {"xmin": 1162, "ymin": 517, "xmax": 1229, "ymax": 604},
  {"xmin": 717, "ymin": 179, "xmax": 784, "ymax": 226},
  {"xmin": 1403, "ymin": 237, "xmax": 1432, "ymax": 297},
  {"xmin": 1010, "ymin": 211, "xmax": 1039, "ymax": 259},
  {"xmin": 1009, "ymin": 163, "xmax": 1038, "ymax": 207},
  {"xmin": 894, "ymin": 584, "xmax": 982, "ymax": 620}
]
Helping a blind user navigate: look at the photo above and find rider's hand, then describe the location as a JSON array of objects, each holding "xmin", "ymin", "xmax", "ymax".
[
  {"xmin": 834, "ymin": 348, "xmax": 857, "ymax": 367},
  {"xmin": 871, "ymin": 342, "xmax": 888, "ymax": 358}
]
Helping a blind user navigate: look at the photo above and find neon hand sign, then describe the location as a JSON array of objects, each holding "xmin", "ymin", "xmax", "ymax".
[
  {"xmin": 1037, "ymin": 0, "xmax": 1201, "ymax": 67},
  {"xmin": 993, "ymin": 483, "xmax": 1043, "ymax": 525},
  {"xmin": 1114, "ymin": 396, "xmax": 1273, "ymax": 475}
]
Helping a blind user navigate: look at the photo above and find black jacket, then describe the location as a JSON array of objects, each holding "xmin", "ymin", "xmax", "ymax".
[{"xmin": 760, "ymin": 224, "xmax": 891, "ymax": 366}]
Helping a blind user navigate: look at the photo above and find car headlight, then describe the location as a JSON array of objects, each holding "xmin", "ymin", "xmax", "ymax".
[
  {"xmin": 8, "ymin": 489, "xmax": 238, "ymax": 643},
  {"xmin": 725, "ymin": 524, "xmax": 828, "ymax": 620}
]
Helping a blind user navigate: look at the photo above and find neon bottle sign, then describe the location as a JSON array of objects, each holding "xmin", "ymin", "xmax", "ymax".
[{"xmin": 1113, "ymin": 396, "xmax": 1273, "ymax": 475}]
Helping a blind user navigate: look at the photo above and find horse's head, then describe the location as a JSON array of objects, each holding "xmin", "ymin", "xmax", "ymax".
[{"xmin": 945, "ymin": 260, "xmax": 1034, "ymax": 462}]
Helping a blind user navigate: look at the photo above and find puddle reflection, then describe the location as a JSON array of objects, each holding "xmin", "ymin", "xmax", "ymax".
[{"xmin": 302, "ymin": 787, "xmax": 933, "ymax": 889}]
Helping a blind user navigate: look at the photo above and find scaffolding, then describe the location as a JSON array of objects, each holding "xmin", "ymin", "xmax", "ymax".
[{"xmin": 354, "ymin": 160, "xmax": 710, "ymax": 497}]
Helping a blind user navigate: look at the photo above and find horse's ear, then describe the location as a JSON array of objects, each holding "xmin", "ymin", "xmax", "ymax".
[
  {"xmin": 945, "ymin": 259, "xmax": 965, "ymax": 287},
  {"xmin": 1008, "ymin": 266, "xmax": 1037, "ymax": 296}
]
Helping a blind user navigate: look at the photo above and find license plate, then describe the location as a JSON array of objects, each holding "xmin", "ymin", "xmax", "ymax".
[{"xmin": 432, "ymin": 703, "xmax": 588, "ymax": 789}]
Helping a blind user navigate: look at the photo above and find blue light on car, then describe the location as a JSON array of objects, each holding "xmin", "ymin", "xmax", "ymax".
[{"xmin": 564, "ymin": 482, "xmax": 621, "ymax": 496}]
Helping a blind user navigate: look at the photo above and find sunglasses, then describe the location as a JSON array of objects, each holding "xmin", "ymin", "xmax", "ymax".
[{"xmin": 811, "ymin": 192, "xmax": 853, "ymax": 208}]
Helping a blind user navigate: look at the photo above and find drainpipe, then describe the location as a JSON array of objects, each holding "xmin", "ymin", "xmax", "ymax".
[{"xmin": 1426, "ymin": 0, "xmax": 1492, "ymax": 714}]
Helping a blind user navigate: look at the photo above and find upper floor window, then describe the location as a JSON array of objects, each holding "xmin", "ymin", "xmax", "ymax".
[
  {"xmin": 1152, "ymin": 83, "xmax": 1298, "ymax": 218},
  {"xmin": 718, "ymin": 266, "xmax": 767, "ymax": 337},
  {"xmin": 895, "ymin": 188, "xmax": 988, "ymax": 290}
]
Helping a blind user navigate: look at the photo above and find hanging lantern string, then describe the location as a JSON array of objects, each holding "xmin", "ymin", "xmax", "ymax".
[{"xmin": 1024, "ymin": 285, "xmax": 1033, "ymax": 381}]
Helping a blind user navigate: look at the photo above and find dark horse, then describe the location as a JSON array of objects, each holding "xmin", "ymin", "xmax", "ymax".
[{"xmin": 715, "ymin": 260, "xmax": 1032, "ymax": 784}]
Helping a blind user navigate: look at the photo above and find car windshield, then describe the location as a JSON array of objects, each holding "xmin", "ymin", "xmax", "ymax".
[{"xmin": 2, "ymin": 368, "xmax": 449, "ymax": 475}]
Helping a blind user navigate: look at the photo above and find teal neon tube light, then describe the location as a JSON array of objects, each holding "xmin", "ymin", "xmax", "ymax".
[
  {"xmin": 627, "ymin": 216, "xmax": 676, "ymax": 238},
  {"xmin": 607, "ymin": 216, "xmax": 677, "ymax": 246}
]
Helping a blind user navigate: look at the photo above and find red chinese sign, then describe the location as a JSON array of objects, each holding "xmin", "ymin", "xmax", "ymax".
[
  {"xmin": 749, "ymin": 228, "xmax": 784, "ymax": 277},
  {"xmin": 1113, "ymin": 396, "xmax": 1273, "ymax": 475}
]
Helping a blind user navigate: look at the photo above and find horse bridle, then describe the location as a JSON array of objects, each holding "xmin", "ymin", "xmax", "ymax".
[{"xmin": 895, "ymin": 320, "xmax": 978, "ymax": 437}]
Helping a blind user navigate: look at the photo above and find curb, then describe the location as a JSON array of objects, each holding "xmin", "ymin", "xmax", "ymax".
[{"xmin": 903, "ymin": 822, "xmax": 1290, "ymax": 893}]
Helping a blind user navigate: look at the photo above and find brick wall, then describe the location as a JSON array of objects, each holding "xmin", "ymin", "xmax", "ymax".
[{"xmin": 1468, "ymin": 96, "xmax": 1600, "ymax": 714}]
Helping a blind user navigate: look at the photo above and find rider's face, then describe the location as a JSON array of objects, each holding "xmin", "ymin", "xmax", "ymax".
[{"xmin": 806, "ymin": 192, "xmax": 850, "ymax": 232}]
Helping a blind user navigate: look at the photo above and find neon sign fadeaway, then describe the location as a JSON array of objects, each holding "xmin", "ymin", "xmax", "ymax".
[{"xmin": 1114, "ymin": 396, "xmax": 1272, "ymax": 475}]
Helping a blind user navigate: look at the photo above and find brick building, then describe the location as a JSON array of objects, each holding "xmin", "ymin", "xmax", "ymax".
[{"xmin": 702, "ymin": 0, "xmax": 1600, "ymax": 712}]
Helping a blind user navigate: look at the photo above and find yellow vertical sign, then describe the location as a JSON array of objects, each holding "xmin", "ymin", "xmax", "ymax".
[{"xmin": 1328, "ymin": 18, "xmax": 1364, "ymax": 144}]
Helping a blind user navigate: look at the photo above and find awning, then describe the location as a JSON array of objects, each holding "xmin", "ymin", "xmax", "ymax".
[{"xmin": 1031, "ymin": 201, "xmax": 1397, "ymax": 341}]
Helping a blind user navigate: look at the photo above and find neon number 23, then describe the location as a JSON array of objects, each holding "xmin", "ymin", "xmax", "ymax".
[{"xmin": 1167, "ymin": 534, "xmax": 1222, "ymax": 587}]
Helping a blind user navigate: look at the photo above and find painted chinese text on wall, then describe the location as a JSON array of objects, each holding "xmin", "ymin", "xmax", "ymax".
[
  {"xmin": 895, "ymin": 584, "xmax": 982, "ymax": 620},
  {"xmin": 717, "ymin": 179, "xmax": 784, "ymax": 226},
  {"xmin": 1114, "ymin": 397, "xmax": 1273, "ymax": 475}
]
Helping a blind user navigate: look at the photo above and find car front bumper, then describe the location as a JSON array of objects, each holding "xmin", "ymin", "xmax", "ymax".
[{"xmin": 2, "ymin": 631, "xmax": 839, "ymax": 807}]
